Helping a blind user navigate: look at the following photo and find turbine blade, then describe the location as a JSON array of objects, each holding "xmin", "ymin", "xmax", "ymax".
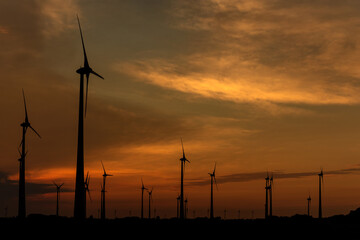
[
  {"xmin": 77, "ymin": 15, "xmax": 89, "ymax": 69},
  {"xmin": 181, "ymin": 138, "xmax": 185, "ymax": 159},
  {"xmin": 213, "ymin": 162, "xmax": 216, "ymax": 174},
  {"xmin": 101, "ymin": 160, "xmax": 106, "ymax": 174},
  {"xmin": 91, "ymin": 70, "xmax": 104, "ymax": 79},
  {"xmin": 29, "ymin": 125, "xmax": 41, "ymax": 139},
  {"xmin": 22, "ymin": 89, "xmax": 28, "ymax": 123},
  {"xmin": 87, "ymin": 189, "xmax": 92, "ymax": 201}
]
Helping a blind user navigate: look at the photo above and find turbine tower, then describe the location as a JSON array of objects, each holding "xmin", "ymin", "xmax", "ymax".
[
  {"xmin": 209, "ymin": 162, "xmax": 217, "ymax": 219},
  {"xmin": 74, "ymin": 15, "xmax": 104, "ymax": 219},
  {"xmin": 101, "ymin": 161, "xmax": 113, "ymax": 220},
  {"xmin": 18, "ymin": 90, "xmax": 41, "ymax": 218},
  {"xmin": 53, "ymin": 182, "xmax": 64, "ymax": 217},
  {"xmin": 307, "ymin": 194, "xmax": 311, "ymax": 216},
  {"xmin": 141, "ymin": 178, "xmax": 148, "ymax": 219},
  {"xmin": 318, "ymin": 169, "xmax": 324, "ymax": 219},
  {"xmin": 179, "ymin": 138, "xmax": 190, "ymax": 220}
]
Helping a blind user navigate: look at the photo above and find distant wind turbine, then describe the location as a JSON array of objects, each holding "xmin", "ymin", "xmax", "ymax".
[
  {"xmin": 307, "ymin": 194, "xmax": 311, "ymax": 217},
  {"xmin": 74, "ymin": 15, "xmax": 104, "ymax": 219},
  {"xmin": 101, "ymin": 161, "xmax": 113, "ymax": 220},
  {"xmin": 184, "ymin": 197, "xmax": 188, "ymax": 219},
  {"xmin": 53, "ymin": 182, "xmax": 64, "ymax": 217},
  {"xmin": 269, "ymin": 175, "xmax": 274, "ymax": 218},
  {"xmin": 209, "ymin": 162, "xmax": 218, "ymax": 219},
  {"xmin": 141, "ymin": 178, "xmax": 148, "ymax": 219},
  {"xmin": 18, "ymin": 90, "xmax": 41, "ymax": 218},
  {"xmin": 264, "ymin": 173, "xmax": 270, "ymax": 219},
  {"xmin": 318, "ymin": 169, "xmax": 324, "ymax": 219},
  {"xmin": 84, "ymin": 171, "xmax": 92, "ymax": 202},
  {"xmin": 176, "ymin": 194, "xmax": 180, "ymax": 219},
  {"xmin": 148, "ymin": 188, "xmax": 153, "ymax": 219},
  {"xmin": 179, "ymin": 138, "xmax": 190, "ymax": 220}
]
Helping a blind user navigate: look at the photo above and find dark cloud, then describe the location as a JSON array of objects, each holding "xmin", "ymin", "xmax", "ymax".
[
  {"xmin": 0, "ymin": 171, "xmax": 71, "ymax": 203},
  {"xmin": 189, "ymin": 167, "xmax": 360, "ymax": 186}
]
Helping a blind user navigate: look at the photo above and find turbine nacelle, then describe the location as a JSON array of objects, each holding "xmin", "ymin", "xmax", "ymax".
[{"xmin": 76, "ymin": 15, "xmax": 104, "ymax": 117}]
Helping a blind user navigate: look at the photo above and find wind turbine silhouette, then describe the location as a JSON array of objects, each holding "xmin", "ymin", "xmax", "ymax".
[
  {"xmin": 53, "ymin": 182, "xmax": 64, "ymax": 217},
  {"xmin": 209, "ymin": 162, "xmax": 218, "ymax": 219},
  {"xmin": 264, "ymin": 173, "xmax": 270, "ymax": 219},
  {"xmin": 318, "ymin": 169, "xmax": 324, "ymax": 219},
  {"xmin": 141, "ymin": 178, "xmax": 148, "ymax": 219},
  {"xmin": 184, "ymin": 197, "xmax": 188, "ymax": 219},
  {"xmin": 74, "ymin": 15, "xmax": 104, "ymax": 219},
  {"xmin": 84, "ymin": 171, "xmax": 92, "ymax": 201},
  {"xmin": 148, "ymin": 188, "xmax": 153, "ymax": 219},
  {"xmin": 18, "ymin": 90, "xmax": 41, "ymax": 218},
  {"xmin": 269, "ymin": 175, "xmax": 274, "ymax": 218},
  {"xmin": 179, "ymin": 138, "xmax": 190, "ymax": 220},
  {"xmin": 101, "ymin": 161, "xmax": 113, "ymax": 220},
  {"xmin": 176, "ymin": 194, "xmax": 180, "ymax": 219},
  {"xmin": 307, "ymin": 194, "xmax": 311, "ymax": 217}
]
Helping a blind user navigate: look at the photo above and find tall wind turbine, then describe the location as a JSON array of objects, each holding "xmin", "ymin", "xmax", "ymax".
[
  {"xmin": 101, "ymin": 161, "xmax": 113, "ymax": 220},
  {"xmin": 18, "ymin": 90, "xmax": 41, "ymax": 218},
  {"xmin": 264, "ymin": 173, "xmax": 270, "ymax": 219},
  {"xmin": 148, "ymin": 188, "xmax": 153, "ymax": 219},
  {"xmin": 318, "ymin": 169, "xmax": 324, "ymax": 219},
  {"xmin": 269, "ymin": 175, "xmax": 273, "ymax": 218},
  {"xmin": 176, "ymin": 194, "xmax": 180, "ymax": 219},
  {"xmin": 53, "ymin": 182, "xmax": 64, "ymax": 217},
  {"xmin": 179, "ymin": 138, "xmax": 190, "ymax": 219},
  {"xmin": 184, "ymin": 197, "xmax": 188, "ymax": 219},
  {"xmin": 209, "ymin": 162, "xmax": 217, "ymax": 219},
  {"xmin": 73, "ymin": 15, "xmax": 104, "ymax": 219},
  {"xmin": 141, "ymin": 178, "xmax": 148, "ymax": 219},
  {"xmin": 307, "ymin": 194, "xmax": 311, "ymax": 217}
]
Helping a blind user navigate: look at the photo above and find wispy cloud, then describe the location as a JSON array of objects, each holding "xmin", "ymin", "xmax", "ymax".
[
  {"xmin": 38, "ymin": 0, "xmax": 80, "ymax": 37},
  {"xmin": 113, "ymin": 0, "xmax": 360, "ymax": 112}
]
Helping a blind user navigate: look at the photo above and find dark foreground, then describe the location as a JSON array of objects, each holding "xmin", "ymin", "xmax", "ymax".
[{"xmin": 2, "ymin": 210, "xmax": 360, "ymax": 238}]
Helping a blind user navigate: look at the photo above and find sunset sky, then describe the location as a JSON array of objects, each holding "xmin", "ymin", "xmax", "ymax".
[{"xmin": 2, "ymin": 0, "xmax": 360, "ymax": 219}]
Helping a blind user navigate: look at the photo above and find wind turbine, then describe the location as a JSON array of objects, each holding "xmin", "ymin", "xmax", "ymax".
[
  {"xmin": 18, "ymin": 90, "xmax": 41, "ymax": 218},
  {"xmin": 141, "ymin": 178, "xmax": 148, "ymax": 219},
  {"xmin": 148, "ymin": 188, "xmax": 153, "ymax": 219},
  {"xmin": 179, "ymin": 138, "xmax": 190, "ymax": 220},
  {"xmin": 318, "ymin": 169, "xmax": 324, "ymax": 219},
  {"xmin": 209, "ymin": 162, "xmax": 218, "ymax": 219},
  {"xmin": 269, "ymin": 175, "xmax": 274, "ymax": 218},
  {"xmin": 307, "ymin": 194, "xmax": 311, "ymax": 217},
  {"xmin": 264, "ymin": 173, "xmax": 270, "ymax": 219},
  {"xmin": 176, "ymin": 194, "xmax": 180, "ymax": 219},
  {"xmin": 184, "ymin": 197, "xmax": 188, "ymax": 219},
  {"xmin": 101, "ymin": 161, "xmax": 113, "ymax": 220},
  {"xmin": 84, "ymin": 171, "xmax": 92, "ymax": 201},
  {"xmin": 53, "ymin": 182, "xmax": 64, "ymax": 217},
  {"xmin": 73, "ymin": 15, "xmax": 104, "ymax": 219}
]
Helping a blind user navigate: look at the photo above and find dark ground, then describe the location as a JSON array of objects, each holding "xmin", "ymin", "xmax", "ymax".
[{"xmin": 2, "ymin": 209, "xmax": 360, "ymax": 238}]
